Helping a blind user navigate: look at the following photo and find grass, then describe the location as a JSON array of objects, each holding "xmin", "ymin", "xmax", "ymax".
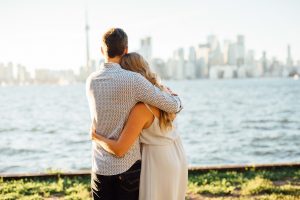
[
  {"xmin": 187, "ymin": 167, "xmax": 300, "ymax": 199},
  {"xmin": 1, "ymin": 167, "xmax": 300, "ymax": 200},
  {"xmin": 0, "ymin": 177, "xmax": 90, "ymax": 200}
]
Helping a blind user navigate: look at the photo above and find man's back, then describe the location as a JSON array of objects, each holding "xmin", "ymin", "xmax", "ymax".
[
  {"xmin": 86, "ymin": 63, "xmax": 141, "ymax": 175},
  {"xmin": 87, "ymin": 62, "xmax": 182, "ymax": 176}
]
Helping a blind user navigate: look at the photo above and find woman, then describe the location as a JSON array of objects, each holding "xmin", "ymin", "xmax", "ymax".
[{"xmin": 91, "ymin": 52, "xmax": 188, "ymax": 200}]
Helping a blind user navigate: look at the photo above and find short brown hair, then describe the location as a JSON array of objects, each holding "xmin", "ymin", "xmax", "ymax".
[{"xmin": 102, "ymin": 28, "xmax": 128, "ymax": 58}]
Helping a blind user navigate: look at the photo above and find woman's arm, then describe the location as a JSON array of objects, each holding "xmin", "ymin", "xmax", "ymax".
[{"xmin": 92, "ymin": 103, "xmax": 153, "ymax": 157}]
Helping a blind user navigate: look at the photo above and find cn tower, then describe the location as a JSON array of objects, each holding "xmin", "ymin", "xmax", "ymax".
[{"xmin": 85, "ymin": 6, "xmax": 90, "ymax": 72}]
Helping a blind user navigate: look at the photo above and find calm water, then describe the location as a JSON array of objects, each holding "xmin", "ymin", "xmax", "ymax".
[{"xmin": 0, "ymin": 78, "xmax": 299, "ymax": 173}]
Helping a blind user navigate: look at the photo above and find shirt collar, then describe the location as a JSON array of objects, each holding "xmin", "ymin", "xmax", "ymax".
[{"xmin": 102, "ymin": 62, "xmax": 122, "ymax": 69}]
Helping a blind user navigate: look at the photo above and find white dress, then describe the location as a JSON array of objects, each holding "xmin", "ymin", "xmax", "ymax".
[{"xmin": 139, "ymin": 104, "xmax": 188, "ymax": 200}]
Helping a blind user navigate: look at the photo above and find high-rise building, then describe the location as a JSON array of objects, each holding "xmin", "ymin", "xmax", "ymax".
[
  {"xmin": 5, "ymin": 62, "xmax": 14, "ymax": 83},
  {"xmin": 246, "ymin": 50, "xmax": 255, "ymax": 66},
  {"xmin": 17, "ymin": 64, "xmax": 31, "ymax": 84},
  {"xmin": 228, "ymin": 43, "xmax": 237, "ymax": 66},
  {"xmin": 172, "ymin": 48, "xmax": 185, "ymax": 80},
  {"xmin": 151, "ymin": 58, "xmax": 167, "ymax": 79},
  {"xmin": 0, "ymin": 63, "xmax": 5, "ymax": 83},
  {"xmin": 165, "ymin": 58, "xmax": 176, "ymax": 79},
  {"xmin": 223, "ymin": 40, "xmax": 231, "ymax": 65},
  {"xmin": 236, "ymin": 35, "xmax": 245, "ymax": 66},
  {"xmin": 196, "ymin": 44, "xmax": 210, "ymax": 78},
  {"xmin": 139, "ymin": 37, "xmax": 152, "ymax": 62},
  {"xmin": 261, "ymin": 51, "xmax": 268, "ymax": 76},
  {"xmin": 185, "ymin": 46, "xmax": 196, "ymax": 79},
  {"xmin": 207, "ymin": 35, "xmax": 223, "ymax": 66},
  {"xmin": 185, "ymin": 61, "xmax": 196, "ymax": 79},
  {"xmin": 286, "ymin": 44, "xmax": 293, "ymax": 67},
  {"xmin": 188, "ymin": 46, "xmax": 196, "ymax": 62}
]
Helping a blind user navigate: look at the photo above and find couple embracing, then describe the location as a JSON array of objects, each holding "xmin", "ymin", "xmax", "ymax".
[{"xmin": 86, "ymin": 28, "xmax": 188, "ymax": 200}]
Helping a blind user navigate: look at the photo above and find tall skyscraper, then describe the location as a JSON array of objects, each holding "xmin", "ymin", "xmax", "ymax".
[
  {"xmin": 236, "ymin": 35, "xmax": 245, "ymax": 66},
  {"xmin": 207, "ymin": 35, "xmax": 222, "ymax": 66},
  {"xmin": 196, "ymin": 44, "xmax": 210, "ymax": 78},
  {"xmin": 223, "ymin": 40, "xmax": 231, "ymax": 65},
  {"xmin": 139, "ymin": 37, "xmax": 152, "ymax": 62},
  {"xmin": 186, "ymin": 46, "xmax": 196, "ymax": 79},
  {"xmin": 286, "ymin": 45, "xmax": 293, "ymax": 67},
  {"xmin": 228, "ymin": 43, "xmax": 237, "ymax": 66},
  {"xmin": 188, "ymin": 46, "xmax": 196, "ymax": 62},
  {"xmin": 172, "ymin": 48, "xmax": 185, "ymax": 79},
  {"xmin": 262, "ymin": 51, "xmax": 268, "ymax": 75},
  {"xmin": 246, "ymin": 50, "xmax": 255, "ymax": 66}
]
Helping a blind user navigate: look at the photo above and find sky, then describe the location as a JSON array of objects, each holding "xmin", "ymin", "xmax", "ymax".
[{"xmin": 0, "ymin": 0, "xmax": 299, "ymax": 72}]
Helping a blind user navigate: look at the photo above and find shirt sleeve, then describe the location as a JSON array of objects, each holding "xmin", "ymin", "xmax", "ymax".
[{"xmin": 133, "ymin": 73, "xmax": 183, "ymax": 113}]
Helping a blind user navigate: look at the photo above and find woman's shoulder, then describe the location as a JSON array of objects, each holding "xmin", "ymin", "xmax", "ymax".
[{"xmin": 133, "ymin": 103, "xmax": 160, "ymax": 118}]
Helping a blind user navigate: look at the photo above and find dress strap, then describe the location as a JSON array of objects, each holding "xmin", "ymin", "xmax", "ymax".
[{"xmin": 144, "ymin": 103, "xmax": 155, "ymax": 116}]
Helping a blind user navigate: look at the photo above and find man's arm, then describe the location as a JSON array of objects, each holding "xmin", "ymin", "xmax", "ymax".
[{"xmin": 133, "ymin": 73, "xmax": 183, "ymax": 113}]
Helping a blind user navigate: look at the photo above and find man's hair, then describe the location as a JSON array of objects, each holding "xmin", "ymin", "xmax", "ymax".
[{"xmin": 102, "ymin": 28, "xmax": 128, "ymax": 58}]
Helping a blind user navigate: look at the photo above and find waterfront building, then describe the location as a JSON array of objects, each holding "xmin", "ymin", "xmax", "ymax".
[
  {"xmin": 17, "ymin": 64, "xmax": 31, "ymax": 84},
  {"xmin": 151, "ymin": 58, "xmax": 167, "ymax": 80},
  {"xmin": 196, "ymin": 44, "xmax": 210, "ymax": 78},
  {"xmin": 261, "ymin": 51, "xmax": 268, "ymax": 76},
  {"xmin": 223, "ymin": 40, "xmax": 231, "ymax": 65},
  {"xmin": 245, "ymin": 50, "xmax": 255, "ymax": 66},
  {"xmin": 286, "ymin": 45, "xmax": 293, "ymax": 67},
  {"xmin": 236, "ymin": 35, "xmax": 245, "ymax": 66},
  {"xmin": 138, "ymin": 37, "xmax": 152, "ymax": 62},
  {"xmin": 207, "ymin": 34, "xmax": 223, "ymax": 66},
  {"xmin": 165, "ymin": 58, "xmax": 176, "ymax": 79},
  {"xmin": 228, "ymin": 42, "xmax": 237, "ymax": 66},
  {"xmin": 172, "ymin": 48, "xmax": 185, "ymax": 80},
  {"xmin": 185, "ymin": 46, "xmax": 197, "ymax": 79},
  {"xmin": 0, "ymin": 62, "xmax": 15, "ymax": 84},
  {"xmin": 0, "ymin": 62, "xmax": 5, "ymax": 83},
  {"xmin": 185, "ymin": 61, "xmax": 196, "ymax": 79}
]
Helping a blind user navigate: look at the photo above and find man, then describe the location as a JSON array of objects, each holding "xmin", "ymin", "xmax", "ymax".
[{"xmin": 86, "ymin": 28, "xmax": 182, "ymax": 200}]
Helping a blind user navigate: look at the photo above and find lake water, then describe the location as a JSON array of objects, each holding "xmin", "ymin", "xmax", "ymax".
[{"xmin": 0, "ymin": 78, "xmax": 299, "ymax": 173}]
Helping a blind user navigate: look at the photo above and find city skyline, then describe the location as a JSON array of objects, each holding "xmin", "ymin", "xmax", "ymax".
[
  {"xmin": 1, "ymin": 32, "xmax": 300, "ymax": 85},
  {"xmin": 0, "ymin": 33, "xmax": 298, "ymax": 73},
  {"xmin": 0, "ymin": 0, "xmax": 300, "ymax": 72}
]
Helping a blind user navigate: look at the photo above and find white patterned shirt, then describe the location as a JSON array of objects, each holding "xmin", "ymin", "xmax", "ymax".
[{"xmin": 86, "ymin": 62, "xmax": 182, "ymax": 175}]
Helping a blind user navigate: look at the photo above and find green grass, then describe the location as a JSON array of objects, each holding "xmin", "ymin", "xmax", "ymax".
[
  {"xmin": 1, "ymin": 167, "xmax": 300, "ymax": 200},
  {"xmin": 0, "ymin": 177, "xmax": 90, "ymax": 200},
  {"xmin": 187, "ymin": 167, "xmax": 300, "ymax": 199}
]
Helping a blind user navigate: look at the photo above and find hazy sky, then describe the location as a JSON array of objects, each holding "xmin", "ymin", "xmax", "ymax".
[{"xmin": 0, "ymin": 0, "xmax": 299, "ymax": 72}]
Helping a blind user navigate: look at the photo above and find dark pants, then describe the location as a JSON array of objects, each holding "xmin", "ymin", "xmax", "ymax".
[{"xmin": 91, "ymin": 160, "xmax": 141, "ymax": 200}]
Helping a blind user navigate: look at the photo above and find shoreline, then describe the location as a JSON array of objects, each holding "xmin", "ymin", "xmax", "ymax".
[
  {"xmin": 1, "ymin": 162, "xmax": 299, "ymax": 200},
  {"xmin": 1, "ymin": 162, "xmax": 300, "ymax": 181}
]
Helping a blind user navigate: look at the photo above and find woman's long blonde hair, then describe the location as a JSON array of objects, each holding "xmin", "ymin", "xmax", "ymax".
[{"xmin": 120, "ymin": 52, "xmax": 174, "ymax": 132}]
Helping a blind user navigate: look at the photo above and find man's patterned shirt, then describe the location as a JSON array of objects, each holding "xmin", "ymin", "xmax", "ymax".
[{"xmin": 86, "ymin": 62, "xmax": 182, "ymax": 175}]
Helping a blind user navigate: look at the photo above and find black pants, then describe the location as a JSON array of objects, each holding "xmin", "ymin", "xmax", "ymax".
[{"xmin": 91, "ymin": 160, "xmax": 141, "ymax": 200}]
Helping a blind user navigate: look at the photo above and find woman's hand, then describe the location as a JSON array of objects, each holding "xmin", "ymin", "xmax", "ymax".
[
  {"xmin": 162, "ymin": 85, "xmax": 178, "ymax": 96},
  {"xmin": 90, "ymin": 125, "xmax": 99, "ymax": 140},
  {"xmin": 91, "ymin": 130, "xmax": 97, "ymax": 140},
  {"xmin": 92, "ymin": 130, "xmax": 102, "ymax": 141}
]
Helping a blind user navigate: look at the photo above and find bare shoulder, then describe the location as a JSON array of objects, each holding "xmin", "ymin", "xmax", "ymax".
[
  {"xmin": 132, "ymin": 103, "xmax": 160, "ymax": 118},
  {"xmin": 131, "ymin": 102, "xmax": 149, "ymax": 114},
  {"xmin": 147, "ymin": 104, "xmax": 160, "ymax": 118}
]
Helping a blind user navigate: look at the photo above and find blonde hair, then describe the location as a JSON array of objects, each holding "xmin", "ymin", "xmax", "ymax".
[{"xmin": 120, "ymin": 52, "xmax": 174, "ymax": 132}]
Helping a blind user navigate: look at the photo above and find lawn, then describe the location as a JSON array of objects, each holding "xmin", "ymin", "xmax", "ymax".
[{"xmin": 1, "ymin": 167, "xmax": 300, "ymax": 200}]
